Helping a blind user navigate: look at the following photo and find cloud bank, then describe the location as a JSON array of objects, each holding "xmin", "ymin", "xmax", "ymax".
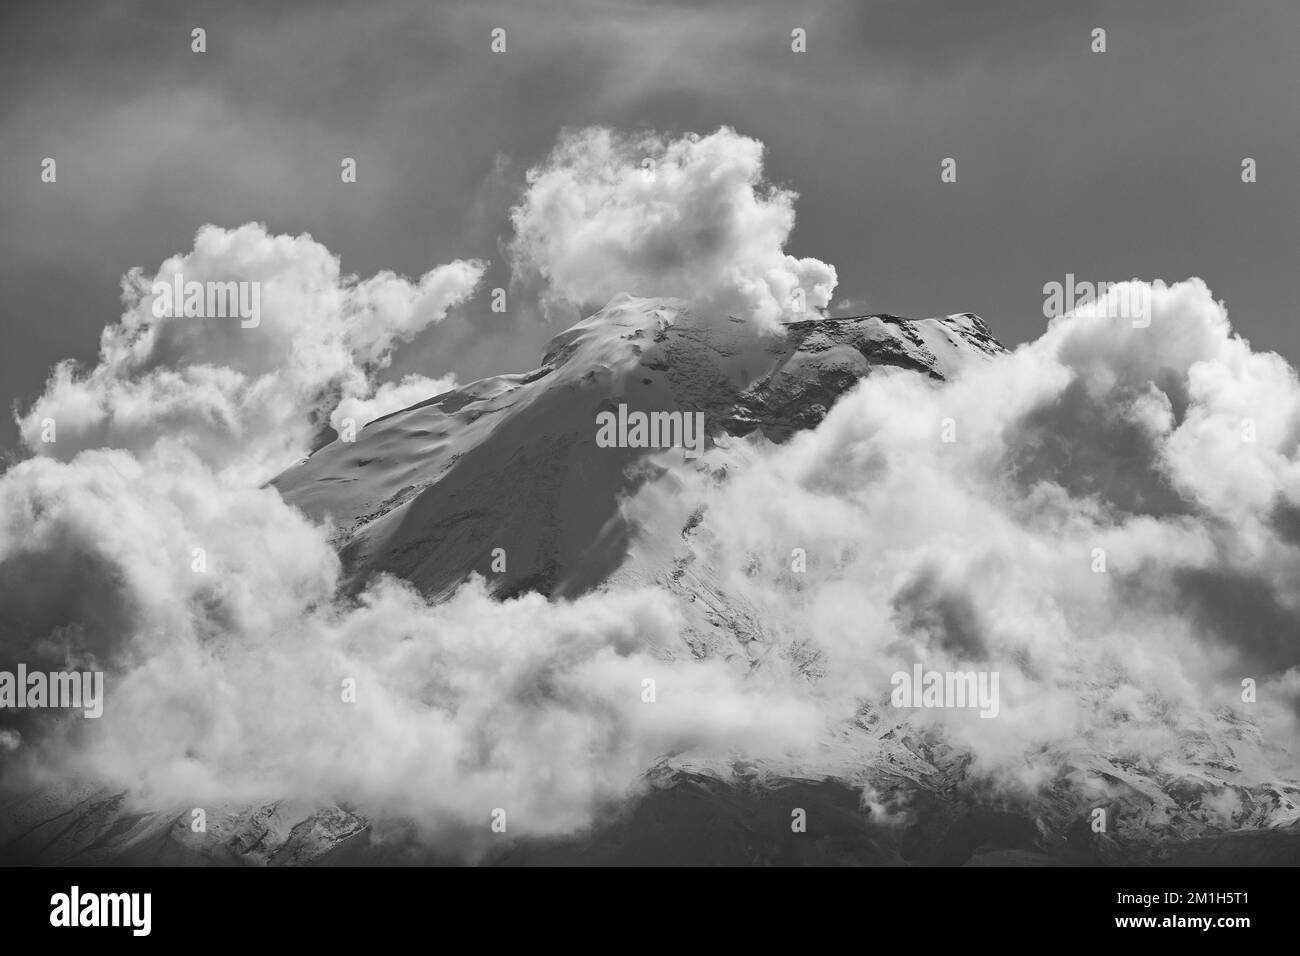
[
  {"xmin": 16, "ymin": 223, "xmax": 486, "ymax": 483},
  {"xmin": 0, "ymin": 443, "xmax": 815, "ymax": 845},
  {"xmin": 632, "ymin": 278, "xmax": 1300, "ymax": 796}
]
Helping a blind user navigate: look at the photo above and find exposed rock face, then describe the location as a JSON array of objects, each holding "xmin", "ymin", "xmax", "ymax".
[{"xmin": 724, "ymin": 312, "xmax": 1003, "ymax": 438}]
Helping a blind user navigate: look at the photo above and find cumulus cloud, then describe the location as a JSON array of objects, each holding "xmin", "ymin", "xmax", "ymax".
[
  {"xmin": 0, "ymin": 444, "xmax": 819, "ymax": 849},
  {"xmin": 508, "ymin": 126, "xmax": 837, "ymax": 329},
  {"xmin": 16, "ymin": 223, "xmax": 485, "ymax": 483},
  {"xmin": 627, "ymin": 278, "xmax": 1300, "ymax": 799}
]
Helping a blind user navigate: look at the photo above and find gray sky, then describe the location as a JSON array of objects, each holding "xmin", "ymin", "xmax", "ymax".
[{"xmin": 3, "ymin": 0, "xmax": 1298, "ymax": 454}]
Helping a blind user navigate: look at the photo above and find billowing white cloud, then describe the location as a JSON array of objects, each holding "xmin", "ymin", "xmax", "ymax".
[
  {"xmin": 17, "ymin": 223, "xmax": 485, "ymax": 483},
  {"xmin": 508, "ymin": 126, "xmax": 837, "ymax": 328},
  {"xmin": 0, "ymin": 444, "xmax": 818, "ymax": 850},
  {"xmin": 628, "ymin": 278, "xmax": 1300, "ymax": 797}
]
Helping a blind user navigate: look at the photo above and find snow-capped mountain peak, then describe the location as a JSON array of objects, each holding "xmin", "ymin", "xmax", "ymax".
[{"xmin": 273, "ymin": 296, "xmax": 1003, "ymax": 600}]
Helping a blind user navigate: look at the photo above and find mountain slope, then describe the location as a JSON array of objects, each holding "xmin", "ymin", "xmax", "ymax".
[{"xmin": 273, "ymin": 296, "xmax": 1004, "ymax": 601}]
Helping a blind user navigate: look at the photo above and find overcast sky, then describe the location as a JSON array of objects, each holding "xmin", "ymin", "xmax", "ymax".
[{"xmin": 3, "ymin": 0, "xmax": 1298, "ymax": 455}]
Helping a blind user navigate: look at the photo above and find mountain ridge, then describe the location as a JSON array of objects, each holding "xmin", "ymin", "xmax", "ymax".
[{"xmin": 274, "ymin": 296, "xmax": 1005, "ymax": 601}]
